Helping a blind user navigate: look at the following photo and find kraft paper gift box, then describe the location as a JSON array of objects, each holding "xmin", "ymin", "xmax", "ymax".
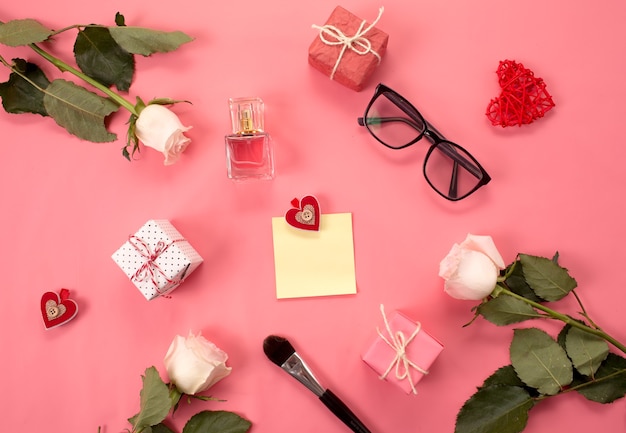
[
  {"xmin": 112, "ymin": 219, "xmax": 203, "ymax": 300},
  {"xmin": 309, "ymin": 6, "xmax": 389, "ymax": 91},
  {"xmin": 362, "ymin": 308, "xmax": 443, "ymax": 394}
]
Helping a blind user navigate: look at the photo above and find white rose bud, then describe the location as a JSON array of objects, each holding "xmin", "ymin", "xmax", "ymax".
[
  {"xmin": 164, "ymin": 332, "xmax": 232, "ymax": 395},
  {"xmin": 135, "ymin": 104, "xmax": 191, "ymax": 165},
  {"xmin": 439, "ymin": 234, "xmax": 506, "ymax": 300}
]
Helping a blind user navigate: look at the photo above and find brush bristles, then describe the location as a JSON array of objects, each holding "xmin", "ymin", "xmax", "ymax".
[{"xmin": 263, "ymin": 335, "xmax": 296, "ymax": 366}]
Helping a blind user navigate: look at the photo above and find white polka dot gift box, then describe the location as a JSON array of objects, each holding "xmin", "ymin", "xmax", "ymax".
[{"xmin": 112, "ymin": 219, "xmax": 203, "ymax": 300}]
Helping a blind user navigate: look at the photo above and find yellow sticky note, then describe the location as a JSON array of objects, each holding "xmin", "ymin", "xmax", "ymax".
[{"xmin": 271, "ymin": 213, "xmax": 357, "ymax": 299}]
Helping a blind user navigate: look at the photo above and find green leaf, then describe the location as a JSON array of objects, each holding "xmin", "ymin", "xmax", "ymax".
[
  {"xmin": 0, "ymin": 58, "xmax": 50, "ymax": 115},
  {"xmin": 182, "ymin": 410, "xmax": 252, "ymax": 433},
  {"xmin": 556, "ymin": 323, "xmax": 570, "ymax": 350},
  {"xmin": 481, "ymin": 365, "xmax": 541, "ymax": 399},
  {"xmin": 481, "ymin": 365, "xmax": 527, "ymax": 389},
  {"xmin": 115, "ymin": 12, "xmax": 126, "ymax": 27},
  {"xmin": 147, "ymin": 98, "xmax": 190, "ymax": 106},
  {"xmin": 130, "ymin": 367, "xmax": 172, "ymax": 431},
  {"xmin": 190, "ymin": 395, "xmax": 221, "ymax": 402},
  {"xmin": 478, "ymin": 295, "xmax": 543, "ymax": 326},
  {"xmin": 0, "ymin": 19, "xmax": 52, "ymax": 46},
  {"xmin": 503, "ymin": 260, "xmax": 542, "ymax": 303},
  {"xmin": 576, "ymin": 353, "xmax": 626, "ymax": 403},
  {"xmin": 510, "ymin": 328, "xmax": 573, "ymax": 395},
  {"xmin": 43, "ymin": 79, "xmax": 119, "ymax": 142},
  {"xmin": 455, "ymin": 386, "xmax": 534, "ymax": 433},
  {"xmin": 150, "ymin": 423, "xmax": 175, "ymax": 433},
  {"xmin": 565, "ymin": 327, "xmax": 609, "ymax": 377},
  {"xmin": 109, "ymin": 26, "xmax": 193, "ymax": 56},
  {"xmin": 519, "ymin": 254, "xmax": 577, "ymax": 301},
  {"xmin": 74, "ymin": 26, "xmax": 135, "ymax": 92}
]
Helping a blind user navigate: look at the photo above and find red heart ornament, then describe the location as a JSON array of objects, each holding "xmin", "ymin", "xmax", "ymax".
[
  {"xmin": 285, "ymin": 196, "xmax": 320, "ymax": 231},
  {"xmin": 486, "ymin": 60, "xmax": 555, "ymax": 127},
  {"xmin": 40, "ymin": 289, "xmax": 78, "ymax": 330}
]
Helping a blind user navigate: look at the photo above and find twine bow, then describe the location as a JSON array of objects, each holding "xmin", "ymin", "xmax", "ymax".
[
  {"xmin": 128, "ymin": 235, "xmax": 184, "ymax": 294},
  {"xmin": 312, "ymin": 7, "xmax": 384, "ymax": 80},
  {"xmin": 376, "ymin": 304, "xmax": 429, "ymax": 395}
]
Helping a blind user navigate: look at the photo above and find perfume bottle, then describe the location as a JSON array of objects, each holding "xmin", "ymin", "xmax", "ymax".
[{"xmin": 225, "ymin": 97, "xmax": 274, "ymax": 181}]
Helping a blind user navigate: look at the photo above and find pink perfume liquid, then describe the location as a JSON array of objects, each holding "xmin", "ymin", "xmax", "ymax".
[
  {"xmin": 225, "ymin": 133, "xmax": 274, "ymax": 180},
  {"xmin": 226, "ymin": 96, "xmax": 274, "ymax": 181}
]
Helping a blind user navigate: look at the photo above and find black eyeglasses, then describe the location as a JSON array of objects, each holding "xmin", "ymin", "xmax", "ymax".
[{"xmin": 358, "ymin": 83, "xmax": 491, "ymax": 201}]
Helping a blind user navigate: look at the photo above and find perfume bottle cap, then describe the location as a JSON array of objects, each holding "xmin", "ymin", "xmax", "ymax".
[{"xmin": 229, "ymin": 97, "xmax": 265, "ymax": 134}]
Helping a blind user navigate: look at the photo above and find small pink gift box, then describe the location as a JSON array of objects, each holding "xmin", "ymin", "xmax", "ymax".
[
  {"xmin": 309, "ymin": 6, "xmax": 389, "ymax": 91},
  {"xmin": 112, "ymin": 219, "xmax": 203, "ymax": 300},
  {"xmin": 362, "ymin": 307, "xmax": 443, "ymax": 394}
]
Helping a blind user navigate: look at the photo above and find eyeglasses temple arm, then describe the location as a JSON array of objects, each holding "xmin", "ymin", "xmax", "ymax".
[
  {"xmin": 422, "ymin": 119, "xmax": 461, "ymax": 198},
  {"xmin": 433, "ymin": 139, "xmax": 484, "ymax": 182},
  {"xmin": 358, "ymin": 116, "xmax": 422, "ymax": 129},
  {"xmin": 448, "ymin": 161, "xmax": 459, "ymax": 199}
]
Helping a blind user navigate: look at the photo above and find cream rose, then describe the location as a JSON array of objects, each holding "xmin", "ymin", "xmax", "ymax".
[
  {"xmin": 135, "ymin": 104, "xmax": 191, "ymax": 165},
  {"xmin": 164, "ymin": 332, "xmax": 232, "ymax": 395},
  {"xmin": 439, "ymin": 234, "xmax": 506, "ymax": 300}
]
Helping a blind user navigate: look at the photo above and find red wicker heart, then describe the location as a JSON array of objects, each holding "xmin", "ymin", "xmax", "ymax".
[
  {"xmin": 486, "ymin": 60, "xmax": 555, "ymax": 127},
  {"xmin": 285, "ymin": 196, "xmax": 320, "ymax": 231},
  {"xmin": 41, "ymin": 289, "xmax": 78, "ymax": 330}
]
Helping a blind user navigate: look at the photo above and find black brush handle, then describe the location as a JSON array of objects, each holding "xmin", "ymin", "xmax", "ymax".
[{"xmin": 319, "ymin": 389, "xmax": 372, "ymax": 433}]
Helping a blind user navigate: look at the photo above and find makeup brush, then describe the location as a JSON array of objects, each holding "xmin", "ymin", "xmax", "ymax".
[{"xmin": 263, "ymin": 335, "xmax": 372, "ymax": 433}]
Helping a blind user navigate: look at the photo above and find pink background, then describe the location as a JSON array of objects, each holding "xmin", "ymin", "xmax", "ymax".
[{"xmin": 1, "ymin": 1, "xmax": 625, "ymax": 432}]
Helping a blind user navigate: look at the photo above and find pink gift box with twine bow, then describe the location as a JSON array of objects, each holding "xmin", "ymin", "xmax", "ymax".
[
  {"xmin": 309, "ymin": 6, "xmax": 389, "ymax": 91},
  {"xmin": 112, "ymin": 219, "xmax": 203, "ymax": 300},
  {"xmin": 362, "ymin": 306, "xmax": 443, "ymax": 394}
]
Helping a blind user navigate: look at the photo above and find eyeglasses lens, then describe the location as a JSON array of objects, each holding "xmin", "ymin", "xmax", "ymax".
[
  {"xmin": 364, "ymin": 93, "xmax": 425, "ymax": 149},
  {"xmin": 424, "ymin": 143, "xmax": 484, "ymax": 200}
]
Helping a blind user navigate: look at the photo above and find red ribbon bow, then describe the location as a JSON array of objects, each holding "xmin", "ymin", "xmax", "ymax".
[{"xmin": 128, "ymin": 235, "xmax": 184, "ymax": 294}]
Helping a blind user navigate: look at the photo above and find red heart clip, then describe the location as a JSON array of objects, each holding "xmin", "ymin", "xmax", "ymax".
[
  {"xmin": 285, "ymin": 196, "xmax": 320, "ymax": 231},
  {"xmin": 41, "ymin": 289, "xmax": 78, "ymax": 330},
  {"xmin": 486, "ymin": 60, "xmax": 555, "ymax": 127}
]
